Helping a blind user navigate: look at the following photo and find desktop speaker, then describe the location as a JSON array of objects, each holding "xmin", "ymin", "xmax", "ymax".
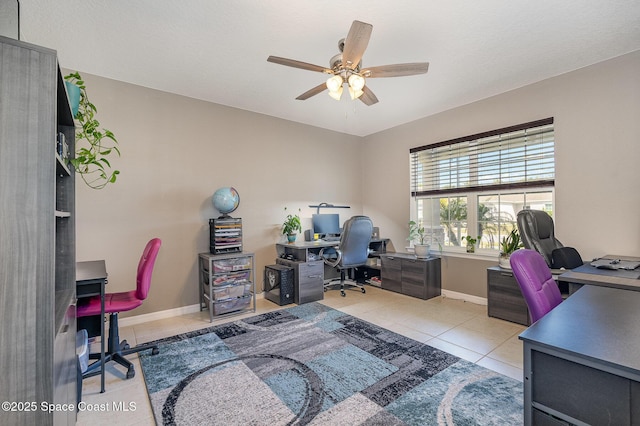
[
  {"xmin": 264, "ymin": 264, "xmax": 294, "ymax": 306},
  {"xmin": 304, "ymin": 229, "xmax": 314, "ymax": 241}
]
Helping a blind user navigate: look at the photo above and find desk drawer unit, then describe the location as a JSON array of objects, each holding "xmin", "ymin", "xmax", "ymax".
[
  {"xmin": 276, "ymin": 258, "xmax": 324, "ymax": 305},
  {"xmin": 380, "ymin": 254, "xmax": 441, "ymax": 300},
  {"xmin": 487, "ymin": 266, "xmax": 530, "ymax": 326},
  {"xmin": 528, "ymin": 349, "xmax": 640, "ymax": 425},
  {"xmin": 381, "ymin": 255, "xmax": 402, "ymax": 293}
]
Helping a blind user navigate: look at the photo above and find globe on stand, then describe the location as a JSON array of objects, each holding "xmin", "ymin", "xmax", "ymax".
[{"xmin": 212, "ymin": 187, "xmax": 240, "ymax": 218}]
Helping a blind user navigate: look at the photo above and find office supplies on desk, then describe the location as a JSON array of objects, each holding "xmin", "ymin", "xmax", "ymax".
[{"xmin": 590, "ymin": 258, "xmax": 640, "ymax": 270}]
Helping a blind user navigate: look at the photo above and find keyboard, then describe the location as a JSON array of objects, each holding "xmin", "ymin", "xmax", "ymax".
[{"xmin": 323, "ymin": 236, "xmax": 341, "ymax": 242}]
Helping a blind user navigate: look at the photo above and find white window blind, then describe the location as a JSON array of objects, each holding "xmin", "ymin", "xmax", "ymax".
[{"xmin": 410, "ymin": 118, "xmax": 554, "ymax": 197}]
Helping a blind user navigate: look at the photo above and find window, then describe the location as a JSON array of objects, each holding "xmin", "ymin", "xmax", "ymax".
[{"xmin": 410, "ymin": 118, "xmax": 554, "ymax": 252}]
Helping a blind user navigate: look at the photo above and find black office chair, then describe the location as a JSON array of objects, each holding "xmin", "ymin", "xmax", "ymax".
[
  {"xmin": 320, "ymin": 215, "xmax": 373, "ymax": 297},
  {"xmin": 517, "ymin": 210, "xmax": 583, "ymax": 271}
]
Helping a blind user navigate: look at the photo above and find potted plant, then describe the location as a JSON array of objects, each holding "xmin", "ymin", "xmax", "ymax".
[
  {"xmin": 64, "ymin": 72, "xmax": 120, "ymax": 189},
  {"xmin": 282, "ymin": 208, "xmax": 302, "ymax": 243},
  {"xmin": 464, "ymin": 235, "xmax": 480, "ymax": 253},
  {"xmin": 408, "ymin": 220, "xmax": 430, "ymax": 258},
  {"xmin": 499, "ymin": 228, "xmax": 523, "ymax": 269}
]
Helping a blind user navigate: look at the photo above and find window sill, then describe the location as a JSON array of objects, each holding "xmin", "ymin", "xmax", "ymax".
[{"xmin": 438, "ymin": 249, "xmax": 499, "ymax": 263}]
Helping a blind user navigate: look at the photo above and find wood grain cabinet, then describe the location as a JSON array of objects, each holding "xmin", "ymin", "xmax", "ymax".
[
  {"xmin": 276, "ymin": 258, "xmax": 324, "ymax": 304},
  {"xmin": 380, "ymin": 253, "xmax": 441, "ymax": 300},
  {"xmin": 0, "ymin": 36, "xmax": 76, "ymax": 426},
  {"xmin": 487, "ymin": 266, "xmax": 530, "ymax": 326}
]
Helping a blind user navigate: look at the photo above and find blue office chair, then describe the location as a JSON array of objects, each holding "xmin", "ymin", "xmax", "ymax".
[{"xmin": 320, "ymin": 215, "xmax": 373, "ymax": 297}]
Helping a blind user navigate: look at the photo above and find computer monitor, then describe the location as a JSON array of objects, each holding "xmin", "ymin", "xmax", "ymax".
[{"xmin": 312, "ymin": 213, "xmax": 341, "ymax": 236}]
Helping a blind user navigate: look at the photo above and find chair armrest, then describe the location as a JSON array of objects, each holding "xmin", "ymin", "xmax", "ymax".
[{"xmin": 320, "ymin": 247, "xmax": 342, "ymax": 268}]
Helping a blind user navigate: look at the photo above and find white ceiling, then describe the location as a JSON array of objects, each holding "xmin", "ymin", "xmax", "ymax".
[{"xmin": 17, "ymin": 1, "xmax": 640, "ymax": 137}]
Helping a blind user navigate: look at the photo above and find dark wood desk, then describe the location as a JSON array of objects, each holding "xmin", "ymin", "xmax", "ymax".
[
  {"xmin": 558, "ymin": 254, "xmax": 640, "ymax": 293},
  {"xmin": 76, "ymin": 260, "xmax": 107, "ymax": 393},
  {"xmin": 519, "ymin": 286, "xmax": 640, "ymax": 425}
]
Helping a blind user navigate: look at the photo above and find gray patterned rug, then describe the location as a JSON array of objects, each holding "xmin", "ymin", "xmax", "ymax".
[{"xmin": 140, "ymin": 302, "xmax": 523, "ymax": 425}]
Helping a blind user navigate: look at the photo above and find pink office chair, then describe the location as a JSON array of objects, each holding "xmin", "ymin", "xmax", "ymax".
[
  {"xmin": 78, "ymin": 238, "xmax": 162, "ymax": 379},
  {"xmin": 510, "ymin": 249, "xmax": 563, "ymax": 324}
]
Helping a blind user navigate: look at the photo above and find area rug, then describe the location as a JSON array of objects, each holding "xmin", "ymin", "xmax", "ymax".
[{"xmin": 140, "ymin": 302, "xmax": 523, "ymax": 425}]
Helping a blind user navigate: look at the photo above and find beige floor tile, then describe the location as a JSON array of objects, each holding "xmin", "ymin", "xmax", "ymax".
[
  {"xmin": 426, "ymin": 338, "xmax": 484, "ymax": 363},
  {"xmin": 476, "ymin": 356, "xmax": 523, "ymax": 382},
  {"xmin": 485, "ymin": 334, "xmax": 525, "ymax": 368}
]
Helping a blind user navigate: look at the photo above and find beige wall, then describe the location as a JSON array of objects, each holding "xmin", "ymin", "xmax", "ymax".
[
  {"xmin": 72, "ymin": 49, "xmax": 640, "ymax": 313},
  {"xmin": 362, "ymin": 50, "xmax": 640, "ymax": 297},
  {"xmin": 72, "ymin": 73, "xmax": 363, "ymax": 316}
]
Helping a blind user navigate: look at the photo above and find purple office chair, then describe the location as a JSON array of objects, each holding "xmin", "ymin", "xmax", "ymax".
[
  {"xmin": 510, "ymin": 249, "xmax": 563, "ymax": 323},
  {"xmin": 78, "ymin": 238, "xmax": 162, "ymax": 379}
]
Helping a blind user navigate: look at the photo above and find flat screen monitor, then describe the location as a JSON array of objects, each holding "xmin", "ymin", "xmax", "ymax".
[{"xmin": 312, "ymin": 214, "xmax": 340, "ymax": 236}]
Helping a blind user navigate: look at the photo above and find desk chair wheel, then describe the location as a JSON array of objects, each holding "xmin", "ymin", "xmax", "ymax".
[
  {"xmin": 122, "ymin": 340, "xmax": 130, "ymax": 351},
  {"xmin": 340, "ymin": 290, "xmax": 346, "ymax": 297},
  {"xmin": 361, "ymin": 287, "xmax": 366, "ymax": 294},
  {"xmin": 126, "ymin": 365, "xmax": 135, "ymax": 379},
  {"xmin": 151, "ymin": 347, "xmax": 160, "ymax": 355}
]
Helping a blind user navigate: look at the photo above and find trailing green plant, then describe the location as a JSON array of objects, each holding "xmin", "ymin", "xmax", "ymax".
[
  {"xmin": 500, "ymin": 228, "xmax": 523, "ymax": 256},
  {"xmin": 64, "ymin": 72, "xmax": 120, "ymax": 189},
  {"xmin": 408, "ymin": 220, "xmax": 427, "ymax": 245},
  {"xmin": 281, "ymin": 207, "xmax": 302, "ymax": 235}
]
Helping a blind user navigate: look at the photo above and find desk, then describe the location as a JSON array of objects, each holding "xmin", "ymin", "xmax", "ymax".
[
  {"xmin": 519, "ymin": 286, "xmax": 640, "ymax": 425},
  {"xmin": 76, "ymin": 260, "xmax": 107, "ymax": 393},
  {"xmin": 275, "ymin": 238, "xmax": 389, "ymax": 262},
  {"xmin": 274, "ymin": 239, "xmax": 389, "ymax": 304},
  {"xmin": 558, "ymin": 254, "xmax": 640, "ymax": 293}
]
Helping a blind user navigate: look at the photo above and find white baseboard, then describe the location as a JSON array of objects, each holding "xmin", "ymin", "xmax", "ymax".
[
  {"xmin": 441, "ymin": 289, "xmax": 487, "ymax": 306},
  {"xmin": 119, "ymin": 292, "xmax": 266, "ymax": 327}
]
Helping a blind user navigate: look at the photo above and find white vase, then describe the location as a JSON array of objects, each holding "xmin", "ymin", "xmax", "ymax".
[
  {"xmin": 414, "ymin": 244, "xmax": 430, "ymax": 258},
  {"xmin": 499, "ymin": 255, "xmax": 511, "ymax": 269}
]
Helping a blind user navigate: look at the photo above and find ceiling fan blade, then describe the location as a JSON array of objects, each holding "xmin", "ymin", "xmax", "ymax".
[
  {"xmin": 296, "ymin": 83, "xmax": 327, "ymax": 100},
  {"xmin": 342, "ymin": 20, "xmax": 373, "ymax": 69},
  {"xmin": 361, "ymin": 62, "xmax": 430, "ymax": 78},
  {"xmin": 359, "ymin": 85, "xmax": 379, "ymax": 106},
  {"xmin": 267, "ymin": 56, "xmax": 331, "ymax": 73}
]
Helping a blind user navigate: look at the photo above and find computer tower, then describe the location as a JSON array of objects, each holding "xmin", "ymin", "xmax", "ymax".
[{"xmin": 264, "ymin": 264, "xmax": 295, "ymax": 306}]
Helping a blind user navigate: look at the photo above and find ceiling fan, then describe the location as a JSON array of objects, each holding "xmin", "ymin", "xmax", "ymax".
[{"xmin": 267, "ymin": 20, "xmax": 429, "ymax": 106}]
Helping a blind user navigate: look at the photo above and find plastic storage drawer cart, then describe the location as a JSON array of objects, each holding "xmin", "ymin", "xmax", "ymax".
[{"xmin": 199, "ymin": 252, "xmax": 256, "ymax": 322}]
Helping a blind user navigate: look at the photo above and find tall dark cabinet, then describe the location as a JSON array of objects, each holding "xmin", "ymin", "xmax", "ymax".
[{"xmin": 0, "ymin": 36, "xmax": 76, "ymax": 425}]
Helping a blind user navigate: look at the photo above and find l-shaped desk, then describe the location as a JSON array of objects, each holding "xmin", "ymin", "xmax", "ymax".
[
  {"xmin": 274, "ymin": 238, "xmax": 389, "ymax": 304},
  {"xmin": 275, "ymin": 238, "xmax": 390, "ymax": 262},
  {"xmin": 519, "ymin": 285, "xmax": 640, "ymax": 425}
]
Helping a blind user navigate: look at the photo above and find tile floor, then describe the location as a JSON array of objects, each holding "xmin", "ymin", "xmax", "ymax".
[{"xmin": 76, "ymin": 286, "xmax": 526, "ymax": 425}]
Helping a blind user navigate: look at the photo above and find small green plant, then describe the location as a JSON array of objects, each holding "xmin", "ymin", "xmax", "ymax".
[
  {"xmin": 408, "ymin": 220, "xmax": 427, "ymax": 245},
  {"xmin": 500, "ymin": 228, "xmax": 523, "ymax": 256},
  {"xmin": 464, "ymin": 235, "xmax": 479, "ymax": 246},
  {"xmin": 64, "ymin": 72, "xmax": 120, "ymax": 189},
  {"xmin": 281, "ymin": 207, "xmax": 302, "ymax": 235},
  {"xmin": 464, "ymin": 235, "xmax": 480, "ymax": 253}
]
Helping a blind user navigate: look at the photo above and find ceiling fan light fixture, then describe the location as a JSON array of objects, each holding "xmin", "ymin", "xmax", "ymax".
[
  {"xmin": 326, "ymin": 75, "xmax": 343, "ymax": 92},
  {"xmin": 348, "ymin": 74, "xmax": 365, "ymax": 91},
  {"xmin": 348, "ymin": 86, "xmax": 364, "ymax": 100},
  {"xmin": 328, "ymin": 86, "xmax": 343, "ymax": 101}
]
